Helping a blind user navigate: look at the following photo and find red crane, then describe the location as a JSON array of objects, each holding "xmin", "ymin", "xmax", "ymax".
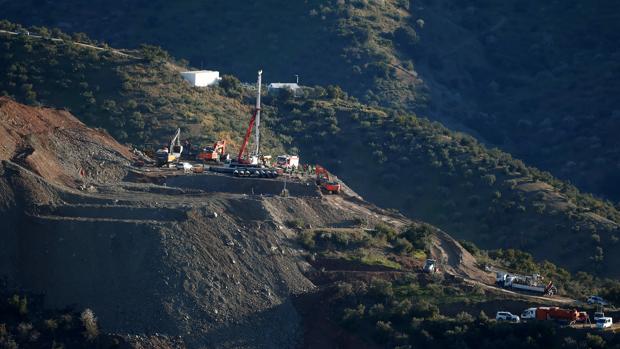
[
  {"xmin": 237, "ymin": 70, "xmax": 262, "ymax": 164},
  {"xmin": 237, "ymin": 109, "xmax": 258, "ymax": 163}
]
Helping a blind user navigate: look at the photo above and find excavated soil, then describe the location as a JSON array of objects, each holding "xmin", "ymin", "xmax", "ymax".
[
  {"xmin": 0, "ymin": 99, "xmax": 506, "ymax": 348},
  {"xmin": 0, "ymin": 97, "xmax": 133, "ymax": 186}
]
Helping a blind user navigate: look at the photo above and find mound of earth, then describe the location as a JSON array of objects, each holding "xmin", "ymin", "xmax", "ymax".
[
  {"xmin": 0, "ymin": 99, "xmax": 487, "ymax": 348},
  {"xmin": 0, "ymin": 97, "xmax": 134, "ymax": 186}
]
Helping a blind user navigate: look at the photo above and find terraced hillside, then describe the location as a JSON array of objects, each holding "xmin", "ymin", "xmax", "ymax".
[
  {"xmin": 0, "ymin": 98, "xmax": 500, "ymax": 348},
  {"xmin": 1, "ymin": 27, "xmax": 620, "ymax": 278}
]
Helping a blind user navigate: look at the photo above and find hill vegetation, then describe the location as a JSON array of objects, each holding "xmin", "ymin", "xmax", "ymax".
[
  {"xmin": 0, "ymin": 20, "xmax": 285, "ymax": 154},
  {"xmin": 2, "ymin": 0, "xmax": 619, "ymax": 203},
  {"xmin": 270, "ymin": 93, "xmax": 620, "ymax": 277},
  {"xmin": 413, "ymin": 0, "xmax": 620, "ymax": 201},
  {"xmin": 1, "ymin": 22, "xmax": 620, "ymax": 278},
  {"xmin": 0, "ymin": 291, "xmax": 161, "ymax": 349},
  {"xmin": 297, "ymin": 223, "xmax": 620, "ymax": 349}
]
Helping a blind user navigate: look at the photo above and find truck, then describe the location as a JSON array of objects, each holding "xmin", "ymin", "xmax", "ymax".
[
  {"xmin": 276, "ymin": 155, "xmax": 299, "ymax": 168},
  {"xmin": 520, "ymin": 307, "xmax": 580, "ymax": 324},
  {"xmin": 496, "ymin": 271, "xmax": 557, "ymax": 296},
  {"xmin": 315, "ymin": 165, "xmax": 341, "ymax": 194}
]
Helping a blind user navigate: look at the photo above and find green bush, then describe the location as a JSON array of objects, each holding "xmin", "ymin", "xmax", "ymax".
[
  {"xmin": 401, "ymin": 224, "xmax": 432, "ymax": 252},
  {"xmin": 373, "ymin": 223, "xmax": 397, "ymax": 241}
]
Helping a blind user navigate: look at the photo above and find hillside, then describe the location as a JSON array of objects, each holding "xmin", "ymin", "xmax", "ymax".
[
  {"xmin": 0, "ymin": 98, "xmax": 521, "ymax": 348},
  {"xmin": 2, "ymin": 1, "xmax": 620, "ymax": 202},
  {"xmin": 271, "ymin": 96, "xmax": 620, "ymax": 277},
  {"xmin": 5, "ymin": 99, "xmax": 620, "ymax": 349},
  {"xmin": 0, "ymin": 96, "xmax": 133, "ymax": 186},
  {"xmin": 413, "ymin": 0, "xmax": 620, "ymax": 201},
  {"xmin": 0, "ymin": 22, "xmax": 285, "ymax": 153},
  {"xmin": 1, "ymin": 25, "xmax": 620, "ymax": 278}
]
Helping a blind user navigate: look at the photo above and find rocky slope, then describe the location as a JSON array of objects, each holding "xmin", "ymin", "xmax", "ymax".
[
  {"xmin": 0, "ymin": 99, "xmax": 489, "ymax": 348},
  {"xmin": 1, "ymin": 23, "xmax": 619, "ymax": 278},
  {"xmin": 0, "ymin": 96, "xmax": 133, "ymax": 186}
]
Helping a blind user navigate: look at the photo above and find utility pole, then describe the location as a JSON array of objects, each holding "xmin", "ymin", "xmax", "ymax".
[{"xmin": 254, "ymin": 70, "xmax": 262, "ymax": 157}]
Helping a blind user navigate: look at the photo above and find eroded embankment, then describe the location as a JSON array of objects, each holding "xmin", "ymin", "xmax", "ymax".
[{"xmin": 0, "ymin": 163, "xmax": 321, "ymax": 348}]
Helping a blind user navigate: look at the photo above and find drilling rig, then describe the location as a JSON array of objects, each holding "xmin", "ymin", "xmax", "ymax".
[{"xmin": 237, "ymin": 70, "xmax": 263, "ymax": 165}]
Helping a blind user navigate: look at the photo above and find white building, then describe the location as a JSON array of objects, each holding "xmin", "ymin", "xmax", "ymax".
[
  {"xmin": 180, "ymin": 70, "xmax": 221, "ymax": 87},
  {"xmin": 267, "ymin": 83, "xmax": 301, "ymax": 95}
]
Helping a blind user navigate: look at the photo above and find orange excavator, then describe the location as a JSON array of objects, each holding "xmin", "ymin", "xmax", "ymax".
[
  {"xmin": 315, "ymin": 165, "xmax": 341, "ymax": 194},
  {"xmin": 196, "ymin": 140, "xmax": 226, "ymax": 162}
]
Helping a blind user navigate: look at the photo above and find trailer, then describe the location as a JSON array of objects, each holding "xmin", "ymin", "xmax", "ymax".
[{"xmin": 496, "ymin": 271, "xmax": 557, "ymax": 296}]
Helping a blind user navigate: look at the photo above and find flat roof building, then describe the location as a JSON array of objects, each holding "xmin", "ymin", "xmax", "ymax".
[
  {"xmin": 180, "ymin": 70, "xmax": 221, "ymax": 87},
  {"xmin": 267, "ymin": 83, "xmax": 301, "ymax": 95}
]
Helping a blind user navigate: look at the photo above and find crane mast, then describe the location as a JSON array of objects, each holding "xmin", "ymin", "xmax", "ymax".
[
  {"xmin": 237, "ymin": 70, "xmax": 263, "ymax": 164},
  {"xmin": 253, "ymin": 70, "xmax": 262, "ymax": 157}
]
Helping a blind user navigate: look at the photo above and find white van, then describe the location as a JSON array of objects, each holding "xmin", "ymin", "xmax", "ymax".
[{"xmin": 596, "ymin": 317, "xmax": 613, "ymax": 329}]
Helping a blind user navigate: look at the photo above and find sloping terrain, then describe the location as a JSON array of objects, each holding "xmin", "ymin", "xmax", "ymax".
[
  {"xmin": 0, "ymin": 99, "xmax": 497, "ymax": 348},
  {"xmin": 1, "ymin": 25, "xmax": 620, "ymax": 278},
  {"xmin": 3, "ymin": 1, "xmax": 620, "ymax": 203},
  {"xmin": 0, "ymin": 96, "xmax": 133, "ymax": 186},
  {"xmin": 413, "ymin": 0, "xmax": 620, "ymax": 200},
  {"xmin": 272, "ymin": 98, "xmax": 620, "ymax": 277}
]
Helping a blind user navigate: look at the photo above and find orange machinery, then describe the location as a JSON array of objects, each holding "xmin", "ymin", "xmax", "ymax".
[
  {"xmin": 196, "ymin": 140, "xmax": 226, "ymax": 162},
  {"xmin": 315, "ymin": 165, "xmax": 341, "ymax": 194}
]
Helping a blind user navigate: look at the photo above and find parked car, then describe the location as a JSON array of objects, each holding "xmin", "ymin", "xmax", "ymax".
[
  {"xmin": 423, "ymin": 259, "xmax": 437, "ymax": 273},
  {"xmin": 596, "ymin": 317, "xmax": 613, "ymax": 329},
  {"xmin": 496, "ymin": 311, "xmax": 520, "ymax": 323},
  {"xmin": 587, "ymin": 296, "xmax": 609, "ymax": 306}
]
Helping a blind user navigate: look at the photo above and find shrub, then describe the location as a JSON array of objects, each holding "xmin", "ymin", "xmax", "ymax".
[
  {"xmin": 459, "ymin": 240, "xmax": 480, "ymax": 256},
  {"xmin": 342, "ymin": 304, "xmax": 365, "ymax": 322},
  {"xmin": 44, "ymin": 319, "xmax": 58, "ymax": 332},
  {"xmin": 80, "ymin": 309, "xmax": 99, "ymax": 341},
  {"xmin": 394, "ymin": 237, "xmax": 414, "ymax": 255},
  {"xmin": 8, "ymin": 295, "xmax": 28, "ymax": 316},
  {"xmin": 374, "ymin": 223, "xmax": 397, "ymax": 241},
  {"xmin": 300, "ymin": 230, "xmax": 316, "ymax": 249},
  {"xmin": 401, "ymin": 224, "xmax": 432, "ymax": 251},
  {"xmin": 219, "ymin": 74, "xmax": 241, "ymax": 96},
  {"xmin": 285, "ymin": 219, "xmax": 305, "ymax": 230},
  {"xmin": 455, "ymin": 311, "xmax": 474, "ymax": 323}
]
